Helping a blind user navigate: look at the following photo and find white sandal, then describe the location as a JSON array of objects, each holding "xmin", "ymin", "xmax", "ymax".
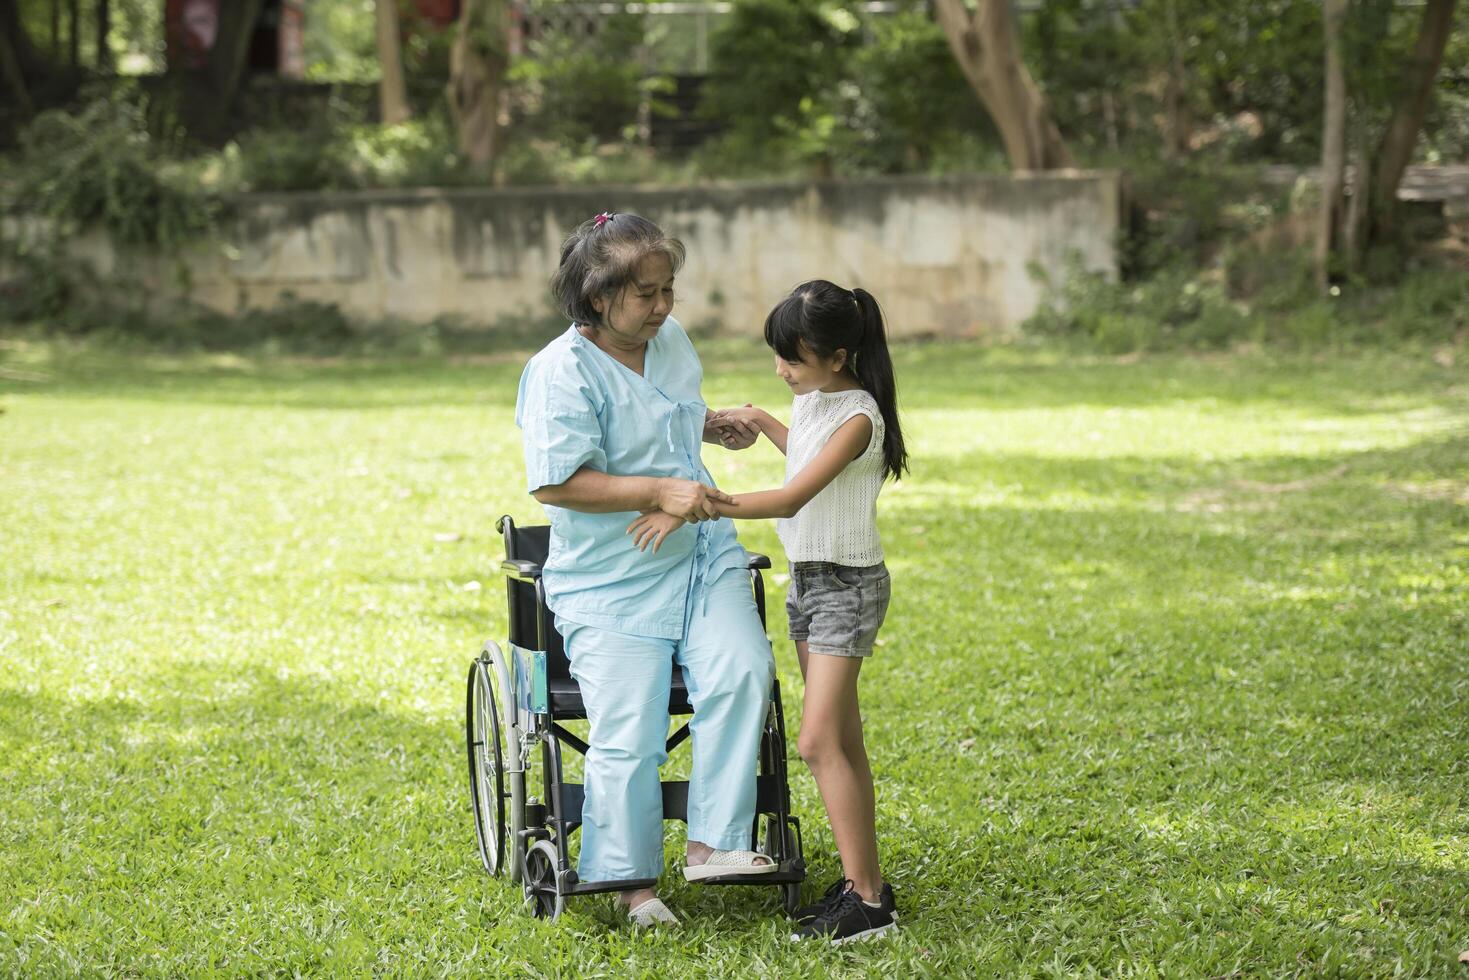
[
  {"xmin": 683, "ymin": 849, "xmax": 778, "ymax": 881},
  {"xmin": 626, "ymin": 896, "xmax": 680, "ymax": 928}
]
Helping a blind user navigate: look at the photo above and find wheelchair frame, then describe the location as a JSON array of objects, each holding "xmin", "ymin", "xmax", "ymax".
[{"xmin": 466, "ymin": 515, "xmax": 806, "ymax": 919}]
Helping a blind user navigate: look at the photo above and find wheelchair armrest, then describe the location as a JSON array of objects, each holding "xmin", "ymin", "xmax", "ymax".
[
  {"xmin": 500, "ymin": 559, "xmax": 543, "ymax": 580},
  {"xmin": 746, "ymin": 552, "xmax": 772, "ymax": 570}
]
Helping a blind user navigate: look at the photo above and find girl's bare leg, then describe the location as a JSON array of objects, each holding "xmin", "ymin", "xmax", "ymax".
[{"xmin": 795, "ymin": 641, "xmax": 883, "ymax": 903}]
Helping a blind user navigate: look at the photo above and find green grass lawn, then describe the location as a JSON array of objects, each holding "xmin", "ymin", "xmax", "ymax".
[{"xmin": 2, "ymin": 337, "xmax": 1466, "ymax": 977}]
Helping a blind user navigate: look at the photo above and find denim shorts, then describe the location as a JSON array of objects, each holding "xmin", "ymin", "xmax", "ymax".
[{"xmin": 785, "ymin": 561, "xmax": 891, "ymax": 658}]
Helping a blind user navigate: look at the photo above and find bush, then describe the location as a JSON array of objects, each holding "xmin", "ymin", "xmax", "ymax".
[
  {"xmin": 225, "ymin": 116, "xmax": 468, "ymax": 192},
  {"xmin": 4, "ymin": 90, "xmax": 216, "ymax": 250},
  {"xmin": 0, "ymin": 244, "xmax": 77, "ymax": 324},
  {"xmin": 228, "ymin": 126, "xmax": 352, "ymax": 192},
  {"xmin": 1122, "ymin": 160, "xmax": 1290, "ymax": 279},
  {"xmin": 1028, "ymin": 264, "xmax": 1251, "ymax": 353},
  {"xmin": 1028, "ymin": 257, "xmax": 1469, "ymax": 353}
]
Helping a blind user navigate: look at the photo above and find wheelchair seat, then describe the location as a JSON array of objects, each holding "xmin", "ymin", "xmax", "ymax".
[{"xmin": 545, "ymin": 674, "xmax": 694, "ymax": 718}]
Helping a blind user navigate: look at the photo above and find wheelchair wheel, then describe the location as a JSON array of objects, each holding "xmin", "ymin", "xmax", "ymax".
[
  {"xmin": 466, "ymin": 657, "xmax": 507, "ymax": 876},
  {"xmin": 523, "ymin": 839, "xmax": 564, "ymax": 920}
]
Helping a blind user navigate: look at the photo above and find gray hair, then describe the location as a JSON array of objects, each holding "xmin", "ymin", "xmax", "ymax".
[{"xmin": 550, "ymin": 212, "xmax": 687, "ymax": 328}]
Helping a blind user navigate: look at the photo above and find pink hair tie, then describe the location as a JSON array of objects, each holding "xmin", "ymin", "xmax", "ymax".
[{"xmin": 594, "ymin": 212, "xmax": 614, "ymax": 227}]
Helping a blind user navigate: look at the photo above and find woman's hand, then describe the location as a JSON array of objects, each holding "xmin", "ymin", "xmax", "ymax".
[
  {"xmin": 657, "ymin": 477, "xmax": 735, "ymax": 522},
  {"xmin": 627, "ymin": 511, "xmax": 687, "ymax": 553},
  {"xmin": 705, "ymin": 406, "xmax": 762, "ymax": 450}
]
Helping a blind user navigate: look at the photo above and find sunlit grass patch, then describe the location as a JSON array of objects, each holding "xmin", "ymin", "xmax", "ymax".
[{"xmin": 2, "ymin": 339, "xmax": 1466, "ymax": 975}]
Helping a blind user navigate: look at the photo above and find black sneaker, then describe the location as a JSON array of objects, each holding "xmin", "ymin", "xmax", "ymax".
[
  {"xmin": 793, "ymin": 878, "xmax": 897, "ymax": 925},
  {"xmin": 790, "ymin": 884, "xmax": 898, "ymax": 945},
  {"xmin": 792, "ymin": 878, "xmax": 848, "ymax": 924}
]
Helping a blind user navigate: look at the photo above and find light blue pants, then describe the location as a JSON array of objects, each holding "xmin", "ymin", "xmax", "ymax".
[{"xmin": 559, "ymin": 567, "xmax": 775, "ymax": 883}]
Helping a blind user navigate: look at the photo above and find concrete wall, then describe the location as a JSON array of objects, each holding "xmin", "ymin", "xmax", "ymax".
[{"xmin": 30, "ymin": 173, "xmax": 1121, "ymax": 337}]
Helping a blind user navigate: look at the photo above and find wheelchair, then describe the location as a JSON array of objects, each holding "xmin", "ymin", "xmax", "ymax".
[{"xmin": 465, "ymin": 515, "xmax": 806, "ymax": 919}]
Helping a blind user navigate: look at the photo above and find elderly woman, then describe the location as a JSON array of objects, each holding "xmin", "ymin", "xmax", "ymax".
[{"xmin": 514, "ymin": 212, "xmax": 776, "ymax": 927}]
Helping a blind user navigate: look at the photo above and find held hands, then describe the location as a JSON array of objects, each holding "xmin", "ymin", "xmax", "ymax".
[
  {"xmin": 705, "ymin": 405, "xmax": 763, "ymax": 450},
  {"xmin": 630, "ymin": 474, "xmax": 738, "ymax": 553},
  {"xmin": 627, "ymin": 510, "xmax": 686, "ymax": 553},
  {"xmin": 656, "ymin": 477, "xmax": 734, "ymax": 522}
]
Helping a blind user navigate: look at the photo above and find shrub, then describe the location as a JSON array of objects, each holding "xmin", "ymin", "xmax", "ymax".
[
  {"xmin": 1028, "ymin": 263, "xmax": 1250, "ymax": 353},
  {"xmin": 225, "ymin": 116, "xmax": 468, "ymax": 193},
  {"xmin": 5, "ymin": 90, "xmax": 216, "ymax": 250},
  {"xmin": 1028, "ymin": 257, "xmax": 1469, "ymax": 353}
]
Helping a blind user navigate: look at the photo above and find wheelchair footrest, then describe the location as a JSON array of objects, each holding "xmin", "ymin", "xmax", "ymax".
[{"xmin": 560, "ymin": 876, "xmax": 659, "ymax": 897}]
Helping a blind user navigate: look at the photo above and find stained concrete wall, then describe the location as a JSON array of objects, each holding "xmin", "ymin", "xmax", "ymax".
[{"xmin": 25, "ymin": 173, "xmax": 1121, "ymax": 336}]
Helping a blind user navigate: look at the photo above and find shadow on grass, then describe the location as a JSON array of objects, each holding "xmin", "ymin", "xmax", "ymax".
[
  {"xmin": 0, "ymin": 659, "xmax": 513, "ymax": 970},
  {"xmin": 844, "ymin": 431, "xmax": 1468, "ymax": 970}
]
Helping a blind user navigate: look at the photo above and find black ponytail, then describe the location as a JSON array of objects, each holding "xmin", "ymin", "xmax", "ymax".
[
  {"xmin": 763, "ymin": 280, "xmax": 908, "ymax": 481},
  {"xmin": 850, "ymin": 287, "xmax": 907, "ymax": 481}
]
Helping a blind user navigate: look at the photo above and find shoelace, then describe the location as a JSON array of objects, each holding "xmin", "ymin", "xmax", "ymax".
[
  {"xmin": 813, "ymin": 882, "xmax": 869, "ymax": 926},
  {"xmin": 810, "ymin": 877, "xmax": 851, "ymax": 916}
]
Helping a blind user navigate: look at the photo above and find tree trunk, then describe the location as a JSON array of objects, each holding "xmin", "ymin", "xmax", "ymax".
[
  {"xmin": 157, "ymin": 0, "xmax": 265, "ymax": 141},
  {"xmin": 96, "ymin": 0, "xmax": 111, "ymax": 72},
  {"xmin": 1161, "ymin": 0, "xmax": 1191, "ymax": 158},
  {"xmin": 207, "ymin": 0, "xmax": 268, "ymax": 117},
  {"xmin": 0, "ymin": 0, "xmax": 40, "ymax": 69},
  {"xmin": 446, "ymin": 0, "xmax": 511, "ymax": 170},
  {"xmin": 67, "ymin": 0, "xmax": 78, "ymax": 69},
  {"xmin": 1316, "ymin": 0, "xmax": 1348, "ymax": 292},
  {"xmin": 1343, "ymin": 112, "xmax": 1368, "ymax": 264},
  {"xmin": 0, "ymin": 21, "xmax": 33, "ymax": 116},
  {"xmin": 376, "ymin": 0, "xmax": 412, "ymax": 124},
  {"xmin": 1366, "ymin": 0, "xmax": 1458, "ymax": 244},
  {"xmin": 932, "ymin": 0, "xmax": 1073, "ymax": 170}
]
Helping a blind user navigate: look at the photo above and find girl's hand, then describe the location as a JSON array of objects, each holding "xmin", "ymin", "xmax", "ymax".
[
  {"xmin": 715, "ymin": 404, "xmax": 767, "ymax": 426},
  {"xmin": 627, "ymin": 511, "xmax": 686, "ymax": 553}
]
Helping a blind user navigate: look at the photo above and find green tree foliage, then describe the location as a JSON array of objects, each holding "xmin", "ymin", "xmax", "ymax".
[
  {"xmin": 1018, "ymin": 0, "xmax": 1457, "ymax": 165},
  {"xmin": 699, "ymin": 0, "xmax": 857, "ymax": 172},
  {"xmin": 700, "ymin": 0, "xmax": 991, "ymax": 174},
  {"xmin": 849, "ymin": 8, "xmax": 993, "ymax": 172},
  {"xmin": 305, "ymin": 0, "xmax": 379, "ymax": 83},
  {"xmin": 1423, "ymin": 16, "xmax": 1469, "ymax": 160},
  {"xmin": 1023, "ymin": 0, "xmax": 1136, "ymax": 156},
  {"xmin": 509, "ymin": 12, "xmax": 655, "ymax": 146}
]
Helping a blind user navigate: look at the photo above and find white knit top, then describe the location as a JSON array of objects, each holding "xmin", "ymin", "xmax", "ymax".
[{"xmin": 776, "ymin": 388, "xmax": 886, "ymax": 566}]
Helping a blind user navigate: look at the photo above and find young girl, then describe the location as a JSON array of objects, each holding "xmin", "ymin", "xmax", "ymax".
[{"xmin": 628, "ymin": 279, "xmax": 907, "ymax": 944}]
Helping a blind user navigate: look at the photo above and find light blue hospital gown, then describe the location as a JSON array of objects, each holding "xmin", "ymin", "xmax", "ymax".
[{"xmin": 515, "ymin": 317, "xmax": 774, "ymax": 882}]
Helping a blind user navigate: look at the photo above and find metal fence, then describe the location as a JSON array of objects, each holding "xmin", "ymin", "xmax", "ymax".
[{"xmin": 516, "ymin": 0, "xmax": 910, "ymax": 74}]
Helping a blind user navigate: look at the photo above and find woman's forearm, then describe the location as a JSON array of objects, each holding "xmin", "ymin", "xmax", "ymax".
[
  {"xmin": 533, "ymin": 468, "xmax": 665, "ymax": 513},
  {"xmin": 534, "ymin": 467, "xmax": 733, "ymax": 521}
]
